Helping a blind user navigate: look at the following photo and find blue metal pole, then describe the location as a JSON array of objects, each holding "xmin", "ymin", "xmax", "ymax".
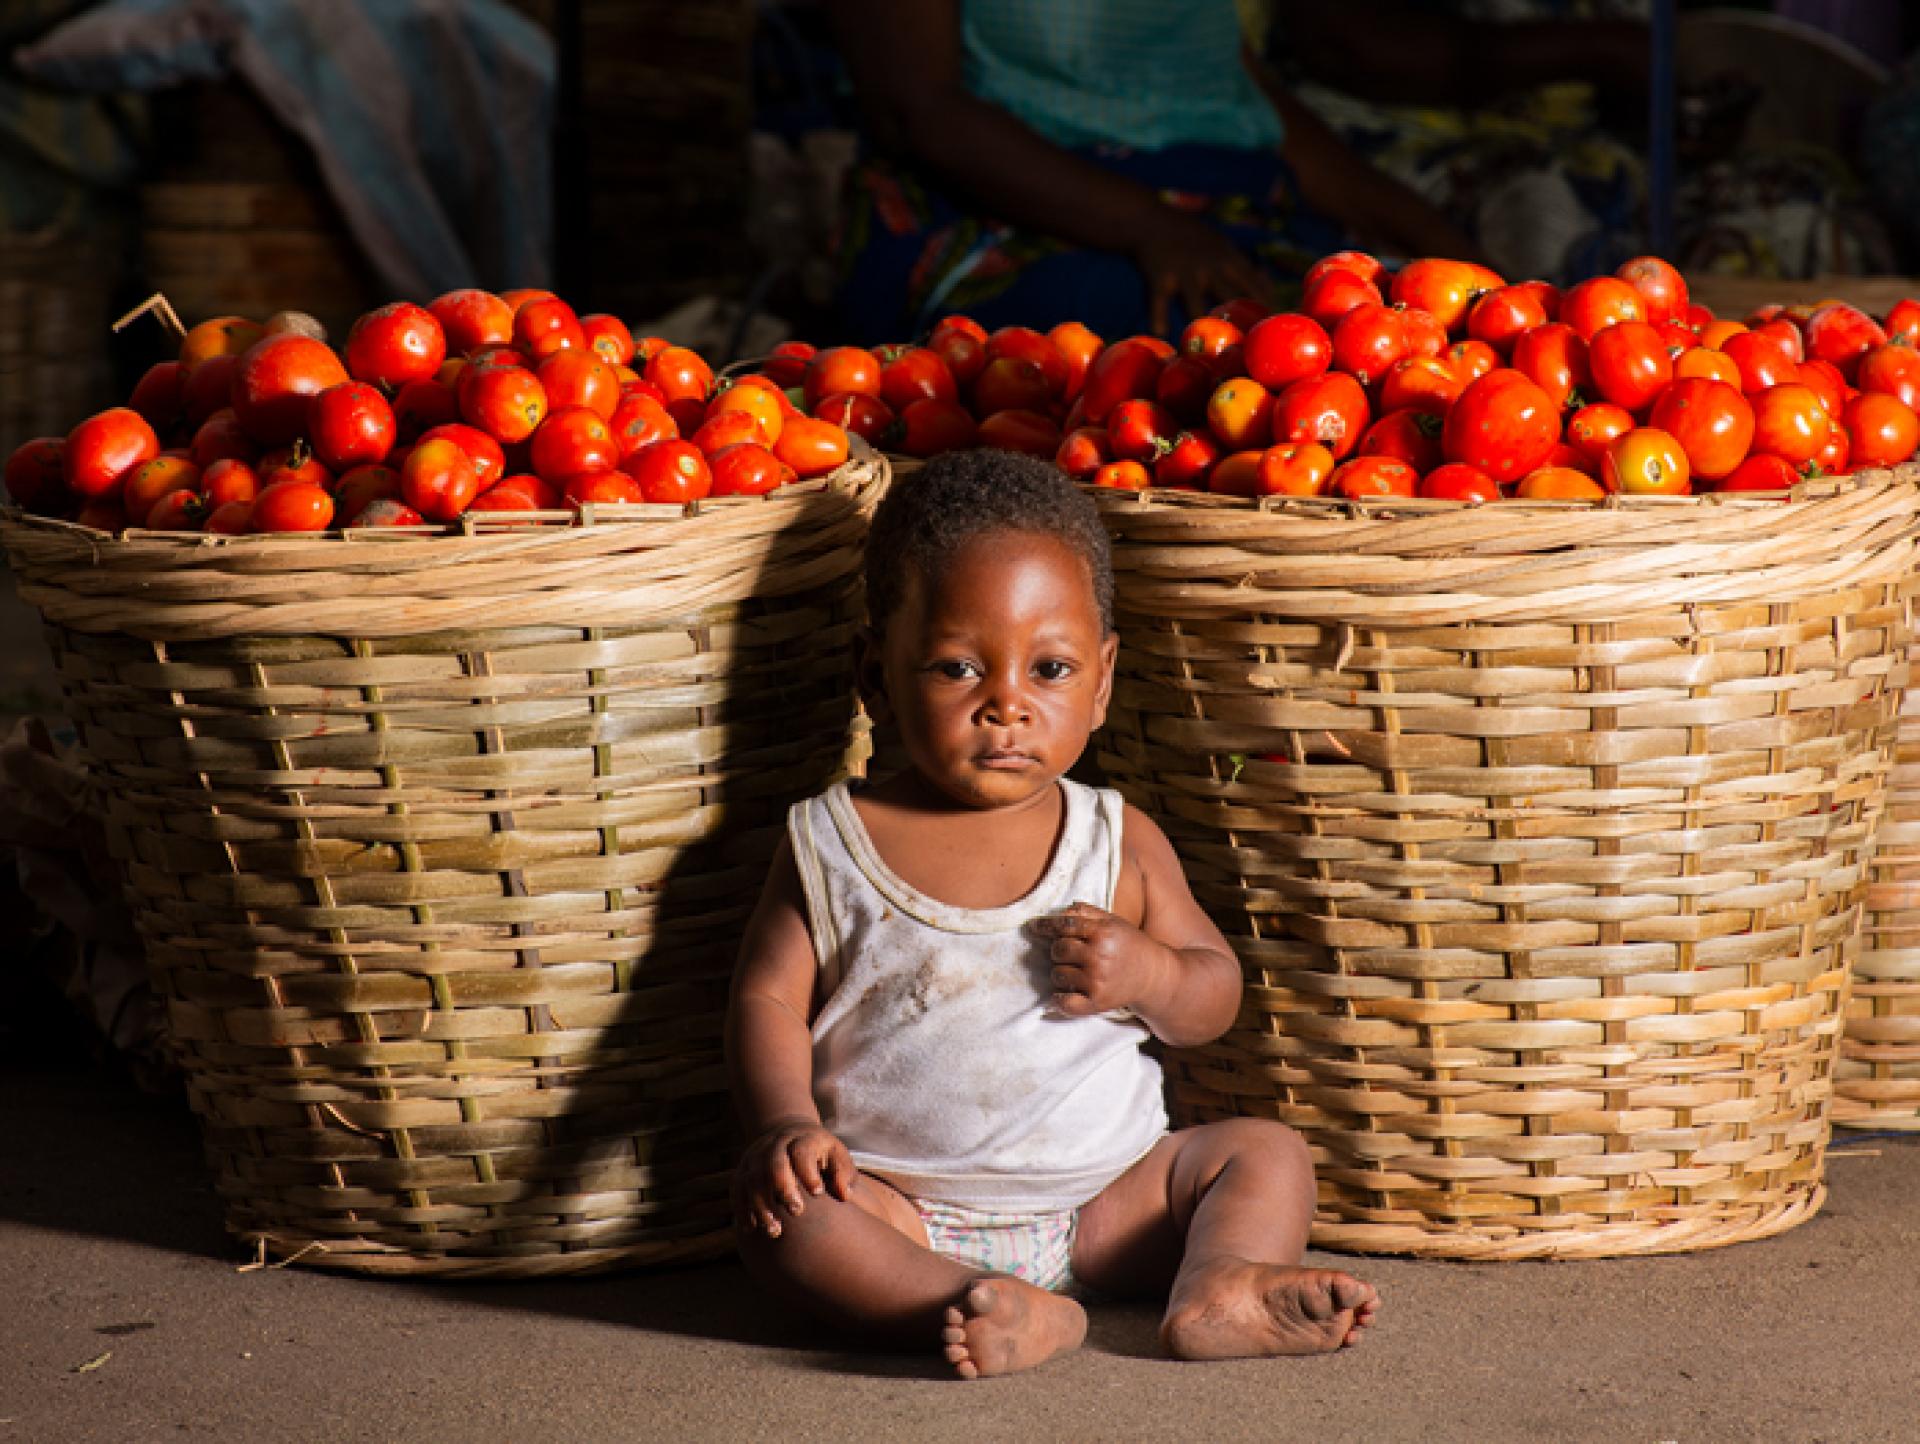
[{"xmin": 1649, "ymin": 0, "xmax": 1676, "ymax": 255}]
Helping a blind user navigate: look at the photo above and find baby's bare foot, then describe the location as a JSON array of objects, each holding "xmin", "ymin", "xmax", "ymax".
[
  {"xmin": 1161, "ymin": 1258, "xmax": 1378, "ymax": 1362},
  {"xmin": 940, "ymin": 1277, "xmax": 1087, "ymax": 1380}
]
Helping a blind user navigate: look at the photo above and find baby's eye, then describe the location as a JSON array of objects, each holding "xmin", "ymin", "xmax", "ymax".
[
  {"xmin": 930, "ymin": 659, "xmax": 981, "ymax": 680},
  {"xmin": 1034, "ymin": 659, "xmax": 1075, "ymax": 681}
]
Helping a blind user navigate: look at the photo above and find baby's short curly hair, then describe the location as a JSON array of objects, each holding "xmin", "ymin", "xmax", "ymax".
[{"xmin": 864, "ymin": 450, "xmax": 1114, "ymax": 635}]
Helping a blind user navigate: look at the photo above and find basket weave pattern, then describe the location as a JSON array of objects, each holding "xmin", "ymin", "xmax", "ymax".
[
  {"xmin": 1847, "ymin": 623, "xmax": 1920, "ymax": 1130},
  {"xmin": 1, "ymin": 459, "xmax": 884, "ymax": 1276},
  {"xmin": 1094, "ymin": 472, "xmax": 1919, "ymax": 1259}
]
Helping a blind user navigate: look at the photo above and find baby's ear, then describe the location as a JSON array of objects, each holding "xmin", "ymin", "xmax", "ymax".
[
  {"xmin": 1090, "ymin": 632, "xmax": 1118, "ymax": 728},
  {"xmin": 854, "ymin": 626, "xmax": 889, "ymax": 713}
]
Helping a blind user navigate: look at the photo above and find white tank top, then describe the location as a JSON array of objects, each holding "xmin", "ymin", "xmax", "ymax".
[{"xmin": 789, "ymin": 778, "xmax": 1169, "ymax": 1212}]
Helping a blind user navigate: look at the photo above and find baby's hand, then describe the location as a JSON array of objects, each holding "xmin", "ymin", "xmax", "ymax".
[
  {"xmin": 1030, "ymin": 902, "xmax": 1170, "ymax": 1018},
  {"xmin": 732, "ymin": 1118, "xmax": 855, "ymax": 1239}
]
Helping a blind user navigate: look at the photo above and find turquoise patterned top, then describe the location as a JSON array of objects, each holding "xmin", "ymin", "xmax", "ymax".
[{"xmin": 961, "ymin": 0, "xmax": 1286, "ymax": 153}]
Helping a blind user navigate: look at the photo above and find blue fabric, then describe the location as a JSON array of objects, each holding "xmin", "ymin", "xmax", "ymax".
[{"xmin": 16, "ymin": 0, "xmax": 554, "ymax": 296}]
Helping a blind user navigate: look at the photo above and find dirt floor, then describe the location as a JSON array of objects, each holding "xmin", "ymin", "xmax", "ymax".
[{"xmin": 0, "ymin": 1055, "xmax": 1914, "ymax": 1444}]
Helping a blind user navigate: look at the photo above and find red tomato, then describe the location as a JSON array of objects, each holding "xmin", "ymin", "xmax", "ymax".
[
  {"xmin": 1845, "ymin": 391, "xmax": 1920, "ymax": 468},
  {"xmin": 309, "ymin": 381, "xmax": 396, "ymax": 472},
  {"xmin": 1108, "ymin": 399, "xmax": 1180, "ymax": 463},
  {"xmin": 1647, "ymin": 378, "xmax": 1755, "ymax": 480},
  {"xmin": 202, "ymin": 457, "xmax": 260, "ymax": 507},
  {"xmin": 972, "ymin": 356, "xmax": 1054, "ymax": 417},
  {"xmin": 1808, "ymin": 421, "xmax": 1851, "ymax": 474},
  {"xmin": 5, "ymin": 436, "xmax": 70, "ymax": 514},
  {"xmin": 205, "ymin": 500, "xmax": 255, "ymax": 534},
  {"xmin": 928, "ymin": 329, "xmax": 987, "ymax": 390},
  {"xmin": 428, "ymin": 290, "xmax": 514, "ymax": 354},
  {"xmin": 608, "ymin": 391, "xmax": 678, "ymax": 456},
  {"xmin": 1080, "ymin": 336, "xmax": 1172, "ymax": 423},
  {"xmin": 190, "ymin": 410, "xmax": 260, "ymax": 470},
  {"xmin": 1717, "ymin": 452, "xmax": 1801, "ymax": 492},
  {"xmin": 1302, "ymin": 268, "xmax": 1383, "ymax": 330},
  {"xmin": 1153, "ymin": 431, "xmax": 1221, "ymax": 490},
  {"xmin": 466, "ymin": 486, "xmax": 541, "ymax": 516},
  {"xmin": 417, "ymin": 423, "xmax": 504, "ymax": 489},
  {"xmin": 705, "ymin": 442, "xmax": 792, "ymax": 497},
  {"xmin": 1091, "ymin": 460, "xmax": 1151, "ymax": 491},
  {"xmin": 879, "ymin": 346, "xmax": 959, "ymax": 411},
  {"xmin": 537, "ymin": 350, "xmax": 620, "ymax": 419},
  {"xmin": 459, "ymin": 364, "xmax": 549, "ymax": 445},
  {"xmin": 803, "ymin": 347, "xmax": 882, "ymax": 409},
  {"xmin": 65, "ymin": 407, "xmax": 160, "ymax": 499},
  {"xmin": 345, "ymin": 302, "xmax": 446, "ymax": 388},
  {"xmin": 1559, "ymin": 276, "xmax": 1646, "ymax": 340},
  {"xmin": 1796, "ymin": 359, "xmax": 1848, "ymax": 420},
  {"xmin": 530, "ymin": 407, "xmax": 620, "ymax": 482},
  {"xmin": 1857, "ymin": 344, "xmax": 1920, "ymax": 411},
  {"xmin": 1205, "ymin": 450, "xmax": 1264, "ymax": 497},
  {"xmin": 143, "ymin": 487, "xmax": 209, "ymax": 532},
  {"xmin": 1243, "ymin": 313, "xmax": 1332, "ymax": 392},
  {"xmin": 333, "ymin": 464, "xmax": 401, "ymax": 522},
  {"xmin": 1602, "ymin": 427, "xmax": 1690, "ymax": 495},
  {"xmin": 975, "ymin": 409, "xmax": 1062, "ymax": 458},
  {"xmin": 1752, "ymin": 383, "xmax": 1832, "ymax": 465},
  {"xmin": 561, "ymin": 470, "xmax": 645, "ymax": 506},
  {"xmin": 1419, "ymin": 462, "xmax": 1501, "ymax": 503},
  {"xmin": 1254, "ymin": 442, "xmax": 1335, "ymax": 496},
  {"xmin": 691, "ymin": 411, "xmax": 766, "ymax": 458},
  {"xmin": 178, "ymin": 315, "xmax": 264, "ymax": 376},
  {"xmin": 986, "ymin": 327, "xmax": 1069, "ymax": 398},
  {"xmin": 252, "ymin": 479, "xmax": 337, "ymax": 532},
  {"xmin": 1358, "ymin": 409, "xmax": 1443, "ymax": 473},
  {"xmin": 1305, "ymin": 250, "xmax": 1384, "ymax": 289},
  {"xmin": 620, "ymin": 439, "xmax": 711, "ymax": 502},
  {"xmin": 1055, "ymin": 426, "xmax": 1113, "ymax": 480},
  {"xmin": 512, "ymin": 297, "xmax": 585, "ymax": 360},
  {"xmin": 1390, "ymin": 258, "xmax": 1500, "ymax": 332},
  {"xmin": 1804, "ymin": 303, "xmax": 1887, "ymax": 378},
  {"xmin": 399, "ymin": 440, "xmax": 480, "ymax": 520},
  {"xmin": 1400, "ymin": 307, "xmax": 1448, "ymax": 361},
  {"xmin": 1755, "ymin": 318, "xmax": 1805, "ymax": 363},
  {"xmin": 392, "ymin": 378, "xmax": 460, "ymax": 441},
  {"xmin": 646, "ymin": 346, "xmax": 717, "ymax": 406},
  {"xmin": 1515, "ymin": 279, "xmax": 1564, "ymax": 322},
  {"xmin": 1273, "ymin": 373, "xmax": 1369, "ymax": 459},
  {"xmin": 1466, "ymin": 285, "xmax": 1550, "ymax": 354},
  {"xmin": 1206, "ymin": 379, "xmax": 1274, "ymax": 450},
  {"xmin": 772, "ymin": 414, "xmax": 851, "ymax": 478},
  {"xmin": 1543, "ymin": 440, "xmax": 1597, "ymax": 477},
  {"xmin": 813, "ymin": 391, "xmax": 895, "ymax": 445},
  {"xmin": 123, "ymin": 455, "xmax": 201, "ymax": 525},
  {"xmin": 1515, "ymin": 466, "xmax": 1607, "ymax": 500},
  {"xmin": 1046, "ymin": 321, "xmax": 1103, "ymax": 401},
  {"xmin": 1721, "ymin": 331, "xmax": 1799, "ymax": 395},
  {"xmin": 895, "ymin": 399, "xmax": 978, "ymax": 458},
  {"xmin": 1446, "ymin": 338, "xmax": 1500, "ymax": 382},
  {"xmin": 73, "ymin": 500, "xmax": 127, "ymax": 532},
  {"xmin": 1209, "ymin": 297, "xmax": 1270, "ymax": 332},
  {"xmin": 1442, "ymin": 369, "xmax": 1558, "ymax": 484},
  {"xmin": 231, "ymin": 335, "xmax": 348, "ymax": 446},
  {"xmin": 1180, "ymin": 316, "xmax": 1242, "ymax": 364},
  {"xmin": 581, "ymin": 314, "xmax": 635, "ymax": 368},
  {"xmin": 1330, "ymin": 303, "xmax": 1410, "ymax": 387},
  {"xmin": 1328, "ymin": 455, "xmax": 1418, "ymax": 499},
  {"xmin": 1154, "ymin": 355, "xmax": 1217, "ymax": 424},
  {"xmin": 1886, "ymin": 299, "xmax": 1920, "ymax": 346},
  {"xmin": 1565, "ymin": 402, "xmax": 1636, "ymax": 467},
  {"xmin": 1509, "ymin": 324, "xmax": 1590, "ymax": 409},
  {"xmin": 128, "ymin": 360, "xmax": 186, "ymax": 435},
  {"xmin": 1377, "ymin": 356, "xmax": 1463, "ymax": 416},
  {"xmin": 762, "ymin": 340, "xmax": 817, "ymax": 389},
  {"xmin": 1587, "ymin": 321, "xmax": 1674, "ymax": 411},
  {"xmin": 1614, "ymin": 256, "xmax": 1689, "ymax": 325},
  {"xmin": 182, "ymin": 353, "xmax": 240, "ymax": 428}
]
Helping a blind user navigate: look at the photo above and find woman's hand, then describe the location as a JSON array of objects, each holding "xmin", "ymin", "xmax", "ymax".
[
  {"xmin": 1126, "ymin": 205, "xmax": 1271, "ymax": 337},
  {"xmin": 732, "ymin": 1117, "xmax": 856, "ymax": 1239}
]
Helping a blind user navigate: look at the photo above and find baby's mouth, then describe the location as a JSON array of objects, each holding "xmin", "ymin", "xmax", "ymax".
[{"xmin": 976, "ymin": 748, "xmax": 1039, "ymax": 769}]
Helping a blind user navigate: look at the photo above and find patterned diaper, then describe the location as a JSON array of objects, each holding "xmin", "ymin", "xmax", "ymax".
[{"xmin": 914, "ymin": 1198, "xmax": 1081, "ymax": 1294}]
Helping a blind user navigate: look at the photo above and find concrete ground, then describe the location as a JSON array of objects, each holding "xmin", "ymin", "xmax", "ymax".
[{"xmin": 1, "ymin": 1053, "xmax": 1915, "ymax": 1444}]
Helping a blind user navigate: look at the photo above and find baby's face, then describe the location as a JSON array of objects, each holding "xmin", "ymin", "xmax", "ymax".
[{"xmin": 875, "ymin": 530, "xmax": 1115, "ymax": 810}]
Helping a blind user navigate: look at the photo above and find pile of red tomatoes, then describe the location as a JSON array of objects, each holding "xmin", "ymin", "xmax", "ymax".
[
  {"xmin": 3, "ymin": 289, "xmax": 854, "ymax": 533},
  {"xmin": 775, "ymin": 253, "xmax": 1920, "ymax": 502}
]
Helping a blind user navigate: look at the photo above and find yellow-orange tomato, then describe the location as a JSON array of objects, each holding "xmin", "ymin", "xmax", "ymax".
[
  {"xmin": 1253, "ymin": 441, "xmax": 1335, "ymax": 497},
  {"xmin": 1602, "ymin": 427, "xmax": 1691, "ymax": 495},
  {"xmin": 708, "ymin": 383, "xmax": 786, "ymax": 445},
  {"xmin": 771, "ymin": 413, "xmax": 849, "ymax": 478},
  {"xmin": 1674, "ymin": 346, "xmax": 1742, "ymax": 387},
  {"xmin": 1699, "ymin": 319, "xmax": 1749, "ymax": 352},
  {"xmin": 1206, "ymin": 450, "xmax": 1266, "ymax": 497},
  {"xmin": 122, "ymin": 454, "xmax": 202, "ymax": 527},
  {"xmin": 1206, "ymin": 378, "xmax": 1274, "ymax": 451},
  {"xmin": 1327, "ymin": 455, "xmax": 1418, "ymax": 499},
  {"xmin": 178, "ymin": 316, "xmax": 264, "ymax": 375},
  {"xmin": 1090, "ymin": 460, "xmax": 1151, "ymax": 491},
  {"xmin": 1515, "ymin": 466, "xmax": 1607, "ymax": 500}
]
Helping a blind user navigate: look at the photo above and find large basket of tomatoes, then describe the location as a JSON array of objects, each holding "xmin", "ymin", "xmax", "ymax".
[
  {"xmin": 1057, "ymin": 254, "xmax": 1920, "ymax": 1259},
  {"xmin": 0, "ymin": 289, "xmax": 883, "ymax": 1276}
]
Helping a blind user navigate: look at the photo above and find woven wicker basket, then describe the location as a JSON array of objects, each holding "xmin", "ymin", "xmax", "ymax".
[
  {"xmin": 1844, "ymin": 642, "xmax": 1920, "ymax": 1131},
  {"xmin": 0, "ymin": 454, "xmax": 885, "ymax": 1276},
  {"xmin": 1093, "ymin": 470, "xmax": 1920, "ymax": 1259}
]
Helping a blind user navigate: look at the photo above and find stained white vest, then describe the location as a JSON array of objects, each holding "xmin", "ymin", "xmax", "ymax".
[{"xmin": 789, "ymin": 778, "xmax": 1168, "ymax": 1211}]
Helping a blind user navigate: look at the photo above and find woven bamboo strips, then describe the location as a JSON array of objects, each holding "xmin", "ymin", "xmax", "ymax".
[
  {"xmin": 1094, "ymin": 468, "xmax": 1920, "ymax": 1259},
  {"xmin": 0, "ymin": 452, "xmax": 886, "ymax": 1277}
]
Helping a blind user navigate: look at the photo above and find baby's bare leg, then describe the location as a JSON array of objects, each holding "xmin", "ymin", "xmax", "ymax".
[
  {"xmin": 1072, "ymin": 1120, "xmax": 1378, "ymax": 1360},
  {"xmin": 735, "ymin": 1173, "xmax": 1085, "ymax": 1379}
]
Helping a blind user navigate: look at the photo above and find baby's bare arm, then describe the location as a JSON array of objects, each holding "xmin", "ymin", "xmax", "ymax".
[
  {"xmin": 726, "ymin": 838, "xmax": 856, "ymax": 1233},
  {"xmin": 1032, "ymin": 806, "xmax": 1241, "ymax": 1047}
]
